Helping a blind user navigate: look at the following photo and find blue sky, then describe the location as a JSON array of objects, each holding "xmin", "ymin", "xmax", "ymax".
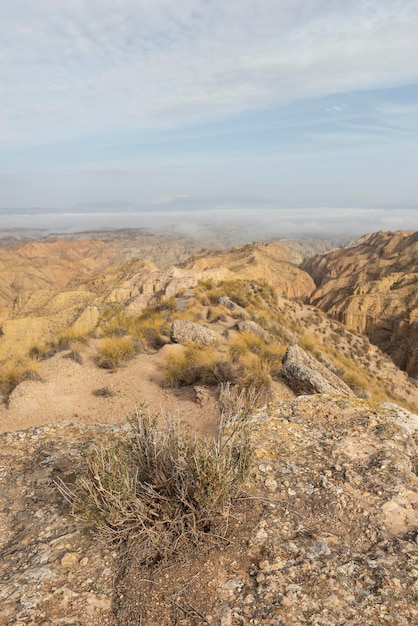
[{"xmin": 1, "ymin": 0, "xmax": 418, "ymax": 233}]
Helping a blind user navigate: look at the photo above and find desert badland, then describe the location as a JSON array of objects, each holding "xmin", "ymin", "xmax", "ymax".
[{"xmin": 0, "ymin": 227, "xmax": 418, "ymax": 625}]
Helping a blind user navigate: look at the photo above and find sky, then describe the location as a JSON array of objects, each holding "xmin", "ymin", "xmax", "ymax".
[{"xmin": 1, "ymin": 0, "xmax": 418, "ymax": 235}]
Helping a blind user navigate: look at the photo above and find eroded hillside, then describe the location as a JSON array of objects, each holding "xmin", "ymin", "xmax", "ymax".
[
  {"xmin": 303, "ymin": 230, "xmax": 418, "ymax": 378},
  {"xmin": 1, "ymin": 229, "xmax": 418, "ymax": 625},
  {"xmin": 0, "ymin": 239, "xmax": 315, "ymax": 362}
]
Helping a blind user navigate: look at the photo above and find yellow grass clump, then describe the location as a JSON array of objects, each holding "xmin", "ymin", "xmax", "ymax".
[
  {"xmin": 0, "ymin": 359, "xmax": 43, "ymax": 400},
  {"xmin": 97, "ymin": 336, "xmax": 141, "ymax": 370},
  {"xmin": 164, "ymin": 346, "xmax": 220, "ymax": 387}
]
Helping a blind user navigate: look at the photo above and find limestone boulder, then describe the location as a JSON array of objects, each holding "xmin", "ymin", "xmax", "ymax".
[
  {"xmin": 281, "ymin": 344, "xmax": 355, "ymax": 397},
  {"xmin": 170, "ymin": 319, "xmax": 218, "ymax": 347},
  {"xmin": 237, "ymin": 320, "xmax": 273, "ymax": 343}
]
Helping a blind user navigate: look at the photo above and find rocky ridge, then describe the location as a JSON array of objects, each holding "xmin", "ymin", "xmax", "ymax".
[
  {"xmin": 2, "ymin": 396, "xmax": 418, "ymax": 624},
  {"xmin": 0, "ymin": 240, "xmax": 315, "ymax": 362}
]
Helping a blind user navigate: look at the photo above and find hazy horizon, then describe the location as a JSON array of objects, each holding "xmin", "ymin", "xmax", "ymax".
[{"xmin": 1, "ymin": 201, "xmax": 417, "ymax": 242}]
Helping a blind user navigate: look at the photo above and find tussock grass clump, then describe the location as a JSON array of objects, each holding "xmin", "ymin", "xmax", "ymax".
[
  {"xmin": 35, "ymin": 328, "xmax": 91, "ymax": 360},
  {"xmin": 165, "ymin": 346, "xmax": 221, "ymax": 387},
  {"xmin": 0, "ymin": 359, "xmax": 43, "ymax": 400},
  {"xmin": 101, "ymin": 302, "xmax": 172, "ymax": 350},
  {"xmin": 206, "ymin": 305, "xmax": 229, "ymax": 323},
  {"xmin": 55, "ymin": 329, "xmax": 90, "ymax": 351},
  {"xmin": 63, "ymin": 350, "xmax": 83, "ymax": 365},
  {"xmin": 97, "ymin": 336, "xmax": 140, "ymax": 370},
  {"xmin": 29, "ymin": 344, "xmax": 48, "ymax": 360},
  {"xmin": 164, "ymin": 331, "xmax": 284, "ymax": 405},
  {"xmin": 100, "ymin": 308, "xmax": 132, "ymax": 337},
  {"xmin": 195, "ymin": 278, "xmax": 277, "ymax": 312},
  {"xmin": 229, "ymin": 332, "xmax": 285, "ymax": 384},
  {"xmin": 30, "ymin": 329, "xmax": 90, "ymax": 361},
  {"xmin": 58, "ymin": 409, "xmax": 252, "ymax": 564}
]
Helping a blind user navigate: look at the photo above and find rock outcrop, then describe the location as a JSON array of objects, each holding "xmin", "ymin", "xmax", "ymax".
[
  {"xmin": 281, "ymin": 344, "xmax": 355, "ymax": 396},
  {"xmin": 0, "ymin": 422, "xmax": 118, "ymax": 625},
  {"xmin": 303, "ymin": 230, "xmax": 418, "ymax": 378},
  {"xmin": 170, "ymin": 319, "xmax": 218, "ymax": 346},
  {"xmin": 236, "ymin": 320, "xmax": 273, "ymax": 343},
  {"xmin": 2, "ymin": 396, "xmax": 418, "ymax": 624}
]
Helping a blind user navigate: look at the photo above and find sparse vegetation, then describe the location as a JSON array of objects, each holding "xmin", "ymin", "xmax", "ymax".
[
  {"xmin": 29, "ymin": 344, "xmax": 48, "ymax": 360},
  {"xmin": 100, "ymin": 302, "xmax": 172, "ymax": 350},
  {"xmin": 55, "ymin": 329, "xmax": 90, "ymax": 351},
  {"xmin": 57, "ymin": 408, "xmax": 252, "ymax": 564},
  {"xmin": 92, "ymin": 386, "xmax": 116, "ymax": 398},
  {"xmin": 63, "ymin": 350, "xmax": 83, "ymax": 365},
  {"xmin": 164, "ymin": 346, "xmax": 221, "ymax": 387},
  {"xmin": 97, "ymin": 336, "xmax": 140, "ymax": 370},
  {"xmin": 0, "ymin": 359, "xmax": 43, "ymax": 401},
  {"xmin": 195, "ymin": 278, "xmax": 276, "ymax": 313},
  {"xmin": 31, "ymin": 328, "xmax": 91, "ymax": 360},
  {"xmin": 164, "ymin": 331, "xmax": 285, "ymax": 405}
]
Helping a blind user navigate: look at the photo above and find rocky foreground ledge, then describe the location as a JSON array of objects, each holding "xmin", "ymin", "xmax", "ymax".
[{"xmin": 1, "ymin": 396, "xmax": 418, "ymax": 625}]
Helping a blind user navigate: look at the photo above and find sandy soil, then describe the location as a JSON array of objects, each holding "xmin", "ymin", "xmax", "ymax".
[{"xmin": 0, "ymin": 342, "xmax": 222, "ymax": 437}]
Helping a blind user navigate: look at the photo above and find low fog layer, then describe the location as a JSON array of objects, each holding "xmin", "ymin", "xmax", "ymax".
[{"xmin": 1, "ymin": 206, "xmax": 417, "ymax": 241}]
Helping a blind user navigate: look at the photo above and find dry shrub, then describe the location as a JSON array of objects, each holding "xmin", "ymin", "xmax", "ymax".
[
  {"xmin": 218, "ymin": 382, "xmax": 266, "ymax": 418},
  {"xmin": 63, "ymin": 350, "xmax": 83, "ymax": 364},
  {"xmin": 97, "ymin": 336, "xmax": 140, "ymax": 370},
  {"xmin": 206, "ymin": 305, "xmax": 229, "ymax": 322},
  {"xmin": 57, "ymin": 409, "xmax": 251, "ymax": 564},
  {"xmin": 93, "ymin": 386, "xmax": 116, "ymax": 398},
  {"xmin": 55, "ymin": 329, "xmax": 90, "ymax": 351},
  {"xmin": 0, "ymin": 359, "xmax": 43, "ymax": 400},
  {"xmin": 165, "ymin": 346, "xmax": 220, "ymax": 387}
]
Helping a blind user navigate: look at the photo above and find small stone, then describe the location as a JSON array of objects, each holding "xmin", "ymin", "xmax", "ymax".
[
  {"xmin": 80, "ymin": 556, "xmax": 89, "ymax": 567},
  {"xmin": 60, "ymin": 552, "xmax": 79, "ymax": 568},
  {"xmin": 244, "ymin": 594, "xmax": 255, "ymax": 604},
  {"xmin": 265, "ymin": 477, "xmax": 278, "ymax": 490}
]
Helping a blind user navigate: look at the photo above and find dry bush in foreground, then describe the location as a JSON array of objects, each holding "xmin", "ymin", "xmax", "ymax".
[{"xmin": 57, "ymin": 409, "xmax": 251, "ymax": 565}]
